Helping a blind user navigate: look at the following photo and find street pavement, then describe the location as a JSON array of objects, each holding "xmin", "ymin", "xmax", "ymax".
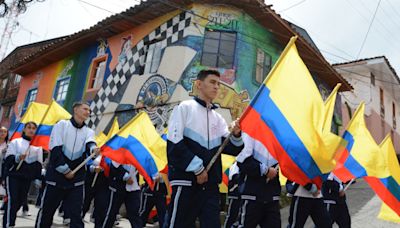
[{"xmin": 1, "ymin": 179, "xmax": 398, "ymax": 227}]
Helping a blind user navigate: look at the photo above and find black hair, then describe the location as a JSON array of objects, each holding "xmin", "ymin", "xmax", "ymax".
[
  {"xmin": 197, "ymin": 69, "xmax": 220, "ymax": 81},
  {"xmin": 0, "ymin": 126, "xmax": 9, "ymax": 143},
  {"xmin": 24, "ymin": 121, "xmax": 38, "ymax": 129},
  {"xmin": 72, "ymin": 101, "xmax": 90, "ymax": 109}
]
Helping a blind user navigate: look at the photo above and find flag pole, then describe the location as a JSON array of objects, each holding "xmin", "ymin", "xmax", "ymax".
[
  {"xmin": 70, "ymin": 152, "xmax": 98, "ymax": 175},
  {"xmin": 343, "ymin": 179, "xmax": 355, "ymax": 192},
  {"xmin": 91, "ymin": 173, "xmax": 99, "ymax": 187},
  {"xmin": 206, "ymin": 132, "xmax": 233, "ymax": 172},
  {"xmin": 16, "ymin": 147, "xmax": 30, "ymax": 171}
]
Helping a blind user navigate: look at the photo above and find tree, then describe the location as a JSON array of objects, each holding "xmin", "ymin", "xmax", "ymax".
[{"xmin": 0, "ymin": 0, "xmax": 45, "ymax": 17}]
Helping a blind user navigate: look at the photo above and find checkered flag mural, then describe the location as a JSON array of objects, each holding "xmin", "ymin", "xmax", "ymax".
[{"xmin": 88, "ymin": 12, "xmax": 192, "ymax": 128}]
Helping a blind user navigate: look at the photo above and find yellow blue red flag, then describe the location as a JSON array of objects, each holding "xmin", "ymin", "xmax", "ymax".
[
  {"xmin": 101, "ymin": 112, "xmax": 167, "ymax": 189},
  {"xmin": 219, "ymin": 154, "xmax": 236, "ymax": 193},
  {"xmin": 364, "ymin": 135, "xmax": 400, "ymax": 216},
  {"xmin": 240, "ymin": 36, "xmax": 341, "ymax": 187},
  {"xmin": 10, "ymin": 102, "xmax": 48, "ymax": 141},
  {"xmin": 30, "ymin": 100, "xmax": 71, "ymax": 150},
  {"xmin": 334, "ymin": 103, "xmax": 390, "ymax": 182},
  {"xmin": 378, "ymin": 202, "xmax": 400, "ymax": 223}
]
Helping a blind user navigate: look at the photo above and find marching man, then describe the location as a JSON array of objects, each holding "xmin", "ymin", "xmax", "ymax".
[
  {"xmin": 36, "ymin": 101, "xmax": 100, "ymax": 228},
  {"xmin": 3, "ymin": 122, "xmax": 43, "ymax": 227},
  {"xmin": 164, "ymin": 69, "xmax": 244, "ymax": 228}
]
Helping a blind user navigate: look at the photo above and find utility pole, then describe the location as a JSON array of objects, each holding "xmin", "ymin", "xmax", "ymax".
[{"xmin": 0, "ymin": 0, "xmax": 20, "ymax": 61}]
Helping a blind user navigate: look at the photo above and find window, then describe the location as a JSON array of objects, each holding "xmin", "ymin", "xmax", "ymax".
[
  {"xmin": 393, "ymin": 102, "xmax": 396, "ymax": 129},
  {"xmin": 370, "ymin": 72, "xmax": 375, "ymax": 86},
  {"xmin": 54, "ymin": 77, "xmax": 70, "ymax": 105},
  {"xmin": 4, "ymin": 106, "xmax": 12, "ymax": 119},
  {"xmin": 255, "ymin": 48, "xmax": 272, "ymax": 84},
  {"xmin": 22, "ymin": 88, "xmax": 38, "ymax": 113},
  {"xmin": 380, "ymin": 88, "xmax": 385, "ymax": 118},
  {"xmin": 144, "ymin": 41, "xmax": 162, "ymax": 74},
  {"xmin": 14, "ymin": 74, "xmax": 21, "ymax": 85},
  {"xmin": 1, "ymin": 78, "xmax": 7, "ymax": 89},
  {"xmin": 88, "ymin": 56, "xmax": 107, "ymax": 90},
  {"xmin": 201, "ymin": 30, "xmax": 236, "ymax": 69}
]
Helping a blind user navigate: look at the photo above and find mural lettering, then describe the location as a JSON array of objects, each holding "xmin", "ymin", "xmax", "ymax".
[{"xmin": 207, "ymin": 12, "xmax": 240, "ymax": 30}]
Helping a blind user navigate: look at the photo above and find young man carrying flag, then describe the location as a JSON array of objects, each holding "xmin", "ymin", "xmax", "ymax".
[
  {"xmin": 164, "ymin": 69, "xmax": 243, "ymax": 228},
  {"xmin": 35, "ymin": 101, "xmax": 100, "ymax": 228}
]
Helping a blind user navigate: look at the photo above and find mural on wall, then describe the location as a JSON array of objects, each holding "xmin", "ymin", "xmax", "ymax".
[
  {"xmin": 118, "ymin": 35, "xmax": 133, "ymax": 64},
  {"xmin": 13, "ymin": 39, "xmax": 113, "ymax": 130},
  {"xmin": 88, "ymin": 4, "xmax": 336, "ymax": 135},
  {"xmin": 88, "ymin": 5, "xmax": 284, "ymax": 133}
]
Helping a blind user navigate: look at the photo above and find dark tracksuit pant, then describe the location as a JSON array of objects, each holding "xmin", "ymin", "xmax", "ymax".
[
  {"xmin": 288, "ymin": 196, "xmax": 331, "ymax": 228},
  {"xmin": 165, "ymin": 184, "xmax": 221, "ymax": 228},
  {"xmin": 102, "ymin": 188, "xmax": 142, "ymax": 228},
  {"xmin": 325, "ymin": 200, "xmax": 351, "ymax": 228},
  {"xmin": 2, "ymin": 176, "xmax": 31, "ymax": 227},
  {"xmin": 35, "ymin": 184, "xmax": 84, "ymax": 228},
  {"xmin": 223, "ymin": 195, "xmax": 241, "ymax": 228},
  {"xmin": 238, "ymin": 199, "xmax": 280, "ymax": 228},
  {"xmin": 82, "ymin": 172, "xmax": 110, "ymax": 228},
  {"xmin": 139, "ymin": 184, "xmax": 167, "ymax": 227}
]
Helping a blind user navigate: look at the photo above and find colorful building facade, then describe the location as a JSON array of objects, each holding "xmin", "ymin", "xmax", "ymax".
[{"xmin": 8, "ymin": 1, "xmax": 350, "ymax": 135}]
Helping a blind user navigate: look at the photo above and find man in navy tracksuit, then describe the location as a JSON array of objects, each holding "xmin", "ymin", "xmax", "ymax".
[
  {"xmin": 102, "ymin": 162, "xmax": 142, "ymax": 228},
  {"xmin": 223, "ymin": 163, "xmax": 241, "ymax": 228},
  {"xmin": 286, "ymin": 180, "xmax": 331, "ymax": 228},
  {"xmin": 82, "ymin": 155, "xmax": 110, "ymax": 227},
  {"xmin": 139, "ymin": 173, "xmax": 167, "ymax": 227},
  {"xmin": 236, "ymin": 134, "xmax": 281, "ymax": 228},
  {"xmin": 35, "ymin": 101, "xmax": 99, "ymax": 228},
  {"xmin": 164, "ymin": 69, "xmax": 244, "ymax": 228},
  {"xmin": 322, "ymin": 173, "xmax": 351, "ymax": 228},
  {"xmin": 3, "ymin": 122, "xmax": 43, "ymax": 227}
]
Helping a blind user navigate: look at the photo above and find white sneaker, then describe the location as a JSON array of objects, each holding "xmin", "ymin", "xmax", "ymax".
[
  {"xmin": 63, "ymin": 218, "xmax": 70, "ymax": 225},
  {"xmin": 22, "ymin": 211, "xmax": 31, "ymax": 217}
]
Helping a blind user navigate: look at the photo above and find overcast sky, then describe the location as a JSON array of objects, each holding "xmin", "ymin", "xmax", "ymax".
[{"xmin": 1, "ymin": 0, "xmax": 400, "ymax": 73}]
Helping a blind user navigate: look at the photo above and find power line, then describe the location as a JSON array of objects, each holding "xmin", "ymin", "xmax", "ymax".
[
  {"xmin": 278, "ymin": 0, "xmax": 307, "ymax": 13},
  {"xmin": 77, "ymin": 0, "xmax": 115, "ymax": 14},
  {"xmin": 386, "ymin": 0, "xmax": 400, "ymax": 21},
  {"xmin": 355, "ymin": 0, "xmax": 381, "ymax": 58}
]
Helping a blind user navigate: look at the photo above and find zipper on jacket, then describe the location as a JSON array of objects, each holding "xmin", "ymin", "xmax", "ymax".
[
  {"xmin": 71, "ymin": 128, "xmax": 78, "ymax": 160},
  {"xmin": 207, "ymin": 107, "xmax": 210, "ymax": 150}
]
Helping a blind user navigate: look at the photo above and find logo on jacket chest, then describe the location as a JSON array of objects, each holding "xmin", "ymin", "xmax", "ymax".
[{"xmin": 210, "ymin": 123, "xmax": 219, "ymax": 137}]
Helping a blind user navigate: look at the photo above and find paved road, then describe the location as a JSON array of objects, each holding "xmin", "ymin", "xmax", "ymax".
[{"xmin": 2, "ymin": 179, "xmax": 398, "ymax": 227}]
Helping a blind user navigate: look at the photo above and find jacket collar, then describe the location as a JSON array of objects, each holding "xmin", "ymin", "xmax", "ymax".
[
  {"xmin": 21, "ymin": 132, "xmax": 32, "ymax": 141},
  {"xmin": 70, "ymin": 117, "xmax": 85, "ymax": 129},
  {"xmin": 194, "ymin": 97, "xmax": 218, "ymax": 110}
]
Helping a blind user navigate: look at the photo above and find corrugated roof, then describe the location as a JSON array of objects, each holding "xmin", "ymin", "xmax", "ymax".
[
  {"xmin": 6, "ymin": 0, "xmax": 352, "ymax": 91},
  {"xmin": 333, "ymin": 55, "xmax": 400, "ymax": 85}
]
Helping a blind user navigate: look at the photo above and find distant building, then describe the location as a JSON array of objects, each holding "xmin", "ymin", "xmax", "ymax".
[
  {"xmin": 334, "ymin": 56, "xmax": 400, "ymax": 154},
  {"xmin": 2, "ymin": 0, "xmax": 351, "ymax": 135}
]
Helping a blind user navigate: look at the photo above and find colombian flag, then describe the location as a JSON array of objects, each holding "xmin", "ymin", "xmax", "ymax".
[
  {"xmin": 10, "ymin": 102, "xmax": 48, "ymax": 141},
  {"xmin": 97, "ymin": 117, "xmax": 119, "ymax": 177},
  {"xmin": 334, "ymin": 103, "xmax": 390, "ymax": 182},
  {"xmin": 378, "ymin": 202, "xmax": 400, "ymax": 223},
  {"xmin": 219, "ymin": 154, "xmax": 236, "ymax": 193},
  {"xmin": 364, "ymin": 135, "xmax": 400, "ymax": 217},
  {"xmin": 240, "ymin": 36, "xmax": 341, "ymax": 187},
  {"xmin": 95, "ymin": 132, "xmax": 107, "ymax": 147},
  {"xmin": 31, "ymin": 100, "xmax": 71, "ymax": 150},
  {"xmin": 101, "ymin": 112, "xmax": 167, "ymax": 189}
]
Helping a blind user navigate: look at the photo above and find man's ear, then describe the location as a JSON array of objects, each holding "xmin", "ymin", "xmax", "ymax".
[{"xmin": 195, "ymin": 79, "xmax": 201, "ymax": 90}]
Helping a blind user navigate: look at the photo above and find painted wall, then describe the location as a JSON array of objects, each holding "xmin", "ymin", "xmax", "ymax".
[
  {"xmin": 14, "ymin": 41, "xmax": 112, "ymax": 126},
  {"xmin": 14, "ymin": 3, "xmax": 340, "ymax": 137},
  {"xmin": 88, "ymin": 4, "xmax": 340, "ymax": 135},
  {"xmin": 336, "ymin": 60, "xmax": 400, "ymax": 154}
]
